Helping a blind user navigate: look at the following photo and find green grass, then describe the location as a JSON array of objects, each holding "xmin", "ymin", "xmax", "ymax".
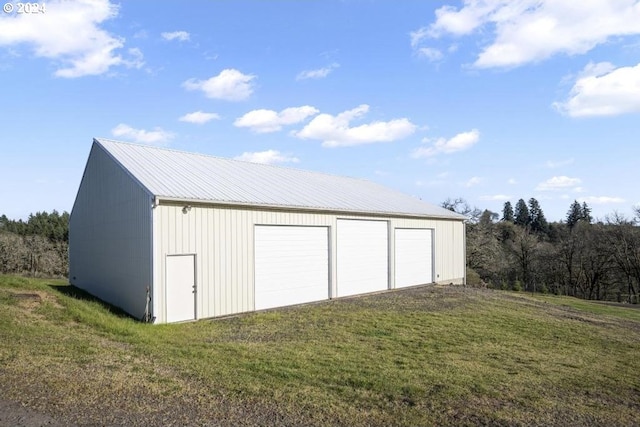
[
  {"xmin": 527, "ymin": 292, "xmax": 640, "ymax": 322},
  {"xmin": 1, "ymin": 275, "xmax": 639, "ymax": 426}
]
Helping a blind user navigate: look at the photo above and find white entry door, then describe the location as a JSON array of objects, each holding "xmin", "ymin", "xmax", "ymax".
[
  {"xmin": 395, "ymin": 229, "xmax": 433, "ymax": 288},
  {"xmin": 336, "ymin": 219, "xmax": 389, "ymax": 297},
  {"xmin": 166, "ymin": 254, "xmax": 196, "ymax": 322},
  {"xmin": 254, "ymin": 225, "xmax": 329, "ymax": 310}
]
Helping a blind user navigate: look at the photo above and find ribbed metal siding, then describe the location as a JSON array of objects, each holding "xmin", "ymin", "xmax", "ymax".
[
  {"xmin": 153, "ymin": 204, "xmax": 465, "ymax": 323},
  {"xmin": 390, "ymin": 217, "xmax": 465, "ymax": 285},
  {"xmin": 69, "ymin": 144, "xmax": 153, "ymax": 319},
  {"xmin": 153, "ymin": 205, "xmax": 335, "ymax": 322}
]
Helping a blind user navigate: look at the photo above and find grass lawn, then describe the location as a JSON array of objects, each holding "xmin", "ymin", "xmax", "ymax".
[{"xmin": 1, "ymin": 275, "xmax": 639, "ymax": 426}]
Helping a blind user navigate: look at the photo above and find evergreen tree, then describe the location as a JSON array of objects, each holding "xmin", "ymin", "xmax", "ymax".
[
  {"xmin": 566, "ymin": 200, "xmax": 582, "ymax": 229},
  {"xmin": 528, "ymin": 198, "xmax": 548, "ymax": 235},
  {"xmin": 0, "ymin": 210, "xmax": 69, "ymax": 242},
  {"xmin": 479, "ymin": 209, "xmax": 499, "ymax": 226},
  {"xmin": 581, "ymin": 202, "xmax": 593, "ymax": 224},
  {"xmin": 502, "ymin": 201, "xmax": 514, "ymax": 222},
  {"xmin": 514, "ymin": 199, "xmax": 530, "ymax": 227},
  {"xmin": 567, "ymin": 200, "xmax": 592, "ymax": 229}
]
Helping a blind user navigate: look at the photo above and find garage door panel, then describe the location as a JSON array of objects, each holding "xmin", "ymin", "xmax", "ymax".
[
  {"xmin": 255, "ymin": 226, "xmax": 329, "ymax": 310},
  {"xmin": 337, "ymin": 219, "xmax": 388, "ymax": 297},
  {"xmin": 395, "ymin": 229, "xmax": 433, "ymax": 288}
]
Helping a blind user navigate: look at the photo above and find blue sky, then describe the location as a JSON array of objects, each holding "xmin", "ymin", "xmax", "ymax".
[{"xmin": 1, "ymin": 0, "xmax": 639, "ymax": 222}]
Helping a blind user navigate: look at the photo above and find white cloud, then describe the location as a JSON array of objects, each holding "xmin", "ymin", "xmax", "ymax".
[
  {"xmin": 234, "ymin": 106, "xmax": 319, "ymax": 133},
  {"xmin": 412, "ymin": 129, "xmax": 479, "ymax": 158},
  {"xmin": 535, "ymin": 176, "xmax": 582, "ymax": 191},
  {"xmin": 508, "ymin": 178, "xmax": 517, "ymax": 185},
  {"xmin": 480, "ymin": 194, "xmax": 511, "ymax": 201},
  {"xmin": 124, "ymin": 48, "xmax": 145, "ymax": 70},
  {"xmin": 296, "ymin": 63, "xmax": 339, "ymax": 80},
  {"xmin": 161, "ymin": 31, "xmax": 190, "ymax": 42},
  {"xmin": 133, "ymin": 30, "xmax": 148, "ymax": 39},
  {"xmin": 183, "ymin": 69, "xmax": 256, "ymax": 101},
  {"xmin": 111, "ymin": 123, "xmax": 174, "ymax": 145},
  {"xmin": 554, "ymin": 62, "xmax": 640, "ymax": 117},
  {"xmin": 234, "ymin": 150, "xmax": 299, "ymax": 165},
  {"xmin": 416, "ymin": 47, "xmax": 443, "ymax": 62},
  {"xmin": 293, "ymin": 104, "xmax": 416, "ymax": 147},
  {"xmin": 464, "ymin": 176, "xmax": 482, "ymax": 187},
  {"xmin": 0, "ymin": 0, "xmax": 143, "ymax": 78},
  {"xmin": 579, "ymin": 196, "xmax": 626, "ymax": 205},
  {"xmin": 179, "ymin": 111, "xmax": 221, "ymax": 124},
  {"xmin": 429, "ymin": 4, "xmax": 487, "ymax": 37},
  {"xmin": 410, "ymin": 27, "xmax": 430, "ymax": 48},
  {"xmin": 414, "ymin": 0, "xmax": 640, "ymax": 68},
  {"xmin": 410, "ymin": 26, "xmax": 449, "ymax": 60}
]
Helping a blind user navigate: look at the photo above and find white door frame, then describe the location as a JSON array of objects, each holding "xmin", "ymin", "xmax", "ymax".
[{"xmin": 165, "ymin": 253, "xmax": 197, "ymax": 322}]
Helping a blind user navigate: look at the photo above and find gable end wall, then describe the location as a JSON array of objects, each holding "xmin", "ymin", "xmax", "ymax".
[{"xmin": 69, "ymin": 143, "xmax": 153, "ymax": 319}]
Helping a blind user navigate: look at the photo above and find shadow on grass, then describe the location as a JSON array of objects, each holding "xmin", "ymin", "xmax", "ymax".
[{"xmin": 47, "ymin": 284, "xmax": 137, "ymax": 321}]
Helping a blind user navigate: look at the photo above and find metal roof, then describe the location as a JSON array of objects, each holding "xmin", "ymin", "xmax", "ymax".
[{"xmin": 94, "ymin": 138, "xmax": 466, "ymax": 220}]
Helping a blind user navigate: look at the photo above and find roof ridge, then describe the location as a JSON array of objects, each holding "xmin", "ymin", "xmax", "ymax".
[{"xmin": 94, "ymin": 137, "xmax": 372, "ymax": 183}]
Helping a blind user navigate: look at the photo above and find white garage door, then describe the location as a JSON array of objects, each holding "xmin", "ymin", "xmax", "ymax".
[
  {"xmin": 337, "ymin": 219, "xmax": 388, "ymax": 297},
  {"xmin": 254, "ymin": 225, "xmax": 329, "ymax": 311},
  {"xmin": 166, "ymin": 254, "xmax": 196, "ymax": 323},
  {"xmin": 395, "ymin": 229, "xmax": 433, "ymax": 288}
]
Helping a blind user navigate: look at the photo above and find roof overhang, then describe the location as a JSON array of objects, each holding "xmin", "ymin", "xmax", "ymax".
[{"xmin": 153, "ymin": 196, "xmax": 467, "ymax": 221}]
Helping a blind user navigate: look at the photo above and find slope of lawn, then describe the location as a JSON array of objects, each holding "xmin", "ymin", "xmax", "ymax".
[{"xmin": 0, "ymin": 275, "xmax": 639, "ymax": 426}]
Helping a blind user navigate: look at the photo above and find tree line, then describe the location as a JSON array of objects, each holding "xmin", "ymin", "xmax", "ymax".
[
  {"xmin": 445, "ymin": 197, "xmax": 640, "ymax": 303},
  {"xmin": 2, "ymin": 202, "xmax": 640, "ymax": 305},
  {"xmin": 0, "ymin": 211, "xmax": 69, "ymax": 277}
]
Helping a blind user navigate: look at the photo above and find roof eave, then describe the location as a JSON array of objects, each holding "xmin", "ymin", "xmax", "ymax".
[{"xmin": 153, "ymin": 196, "xmax": 466, "ymax": 221}]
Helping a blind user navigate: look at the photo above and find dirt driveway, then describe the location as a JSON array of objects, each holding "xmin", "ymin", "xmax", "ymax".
[{"xmin": 0, "ymin": 399, "xmax": 66, "ymax": 427}]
